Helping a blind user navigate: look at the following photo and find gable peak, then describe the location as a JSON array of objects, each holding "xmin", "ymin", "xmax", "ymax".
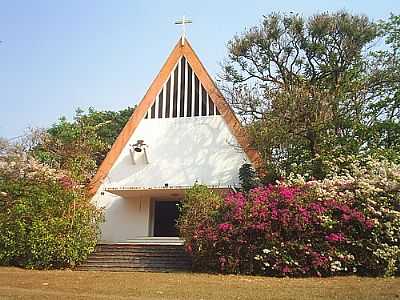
[{"xmin": 88, "ymin": 38, "xmax": 262, "ymax": 195}]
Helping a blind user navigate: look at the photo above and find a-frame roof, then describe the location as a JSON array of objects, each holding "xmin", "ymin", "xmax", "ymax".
[{"xmin": 88, "ymin": 38, "xmax": 262, "ymax": 195}]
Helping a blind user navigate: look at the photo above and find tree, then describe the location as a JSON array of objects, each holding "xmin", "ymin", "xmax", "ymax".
[
  {"xmin": 239, "ymin": 163, "xmax": 259, "ymax": 192},
  {"xmin": 74, "ymin": 106, "xmax": 135, "ymax": 147},
  {"xmin": 33, "ymin": 106, "xmax": 134, "ymax": 184},
  {"xmin": 221, "ymin": 11, "xmax": 378, "ymax": 178},
  {"xmin": 0, "ymin": 137, "xmax": 8, "ymax": 156},
  {"xmin": 361, "ymin": 14, "xmax": 400, "ymax": 163}
]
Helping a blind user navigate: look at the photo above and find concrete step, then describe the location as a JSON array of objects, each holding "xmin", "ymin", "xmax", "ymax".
[
  {"xmin": 97, "ymin": 243, "xmax": 184, "ymax": 249},
  {"xmin": 80, "ymin": 261, "xmax": 191, "ymax": 267},
  {"xmin": 88, "ymin": 253, "xmax": 189, "ymax": 259},
  {"xmin": 101, "ymin": 237, "xmax": 185, "ymax": 246},
  {"xmin": 76, "ymin": 242, "xmax": 192, "ymax": 272},
  {"xmin": 95, "ymin": 246, "xmax": 187, "ymax": 252},
  {"xmin": 125, "ymin": 237, "xmax": 185, "ymax": 245},
  {"xmin": 83, "ymin": 257, "xmax": 191, "ymax": 264},
  {"xmin": 75, "ymin": 266, "xmax": 190, "ymax": 273}
]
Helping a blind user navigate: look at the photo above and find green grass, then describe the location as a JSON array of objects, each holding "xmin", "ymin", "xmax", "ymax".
[{"xmin": 0, "ymin": 267, "xmax": 399, "ymax": 299}]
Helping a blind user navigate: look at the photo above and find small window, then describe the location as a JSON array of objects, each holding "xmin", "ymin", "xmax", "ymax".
[
  {"xmin": 165, "ymin": 77, "xmax": 171, "ymax": 118},
  {"xmin": 150, "ymin": 102, "xmax": 156, "ymax": 118},
  {"xmin": 180, "ymin": 57, "xmax": 186, "ymax": 117},
  {"xmin": 201, "ymin": 85, "xmax": 207, "ymax": 116},
  {"xmin": 194, "ymin": 75, "xmax": 200, "ymax": 116},
  {"xmin": 158, "ymin": 90, "xmax": 163, "ymax": 118},
  {"xmin": 172, "ymin": 66, "xmax": 179, "ymax": 118},
  {"xmin": 186, "ymin": 65, "xmax": 193, "ymax": 117},
  {"xmin": 208, "ymin": 96, "xmax": 214, "ymax": 116}
]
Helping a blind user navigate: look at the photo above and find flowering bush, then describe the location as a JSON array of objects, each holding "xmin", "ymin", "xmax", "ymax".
[
  {"xmin": 290, "ymin": 156, "xmax": 400, "ymax": 276},
  {"xmin": 177, "ymin": 184, "xmax": 223, "ymax": 268},
  {"xmin": 0, "ymin": 145, "xmax": 103, "ymax": 269},
  {"xmin": 182, "ymin": 157, "xmax": 399, "ymax": 276}
]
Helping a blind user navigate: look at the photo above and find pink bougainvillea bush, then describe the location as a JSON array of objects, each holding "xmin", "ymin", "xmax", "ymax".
[{"xmin": 181, "ymin": 159, "xmax": 400, "ymax": 276}]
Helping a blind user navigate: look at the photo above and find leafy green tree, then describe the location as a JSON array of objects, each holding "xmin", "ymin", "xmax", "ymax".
[
  {"xmin": 33, "ymin": 106, "xmax": 134, "ymax": 183},
  {"xmin": 362, "ymin": 14, "xmax": 400, "ymax": 163},
  {"xmin": 239, "ymin": 163, "xmax": 259, "ymax": 192},
  {"xmin": 74, "ymin": 107, "xmax": 135, "ymax": 147},
  {"xmin": 221, "ymin": 11, "xmax": 379, "ymax": 178}
]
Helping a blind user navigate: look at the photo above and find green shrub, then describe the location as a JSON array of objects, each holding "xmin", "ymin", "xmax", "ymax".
[
  {"xmin": 0, "ymin": 151, "xmax": 103, "ymax": 269},
  {"xmin": 239, "ymin": 163, "xmax": 259, "ymax": 192},
  {"xmin": 177, "ymin": 184, "xmax": 223, "ymax": 267}
]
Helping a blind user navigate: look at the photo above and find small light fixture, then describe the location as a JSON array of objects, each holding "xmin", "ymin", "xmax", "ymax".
[
  {"xmin": 129, "ymin": 140, "xmax": 150, "ymax": 164},
  {"xmin": 133, "ymin": 140, "xmax": 146, "ymax": 152}
]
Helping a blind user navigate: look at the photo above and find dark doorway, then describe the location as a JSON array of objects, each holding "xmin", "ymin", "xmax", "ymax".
[{"xmin": 153, "ymin": 200, "xmax": 180, "ymax": 237}]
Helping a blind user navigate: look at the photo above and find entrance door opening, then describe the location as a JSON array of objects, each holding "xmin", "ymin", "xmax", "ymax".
[{"xmin": 153, "ymin": 200, "xmax": 180, "ymax": 237}]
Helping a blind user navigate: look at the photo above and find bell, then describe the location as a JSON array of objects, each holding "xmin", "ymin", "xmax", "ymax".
[{"xmin": 134, "ymin": 147, "xmax": 142, "ymax": 152}]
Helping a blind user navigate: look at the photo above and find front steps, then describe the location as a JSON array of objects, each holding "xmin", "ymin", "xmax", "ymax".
[
  {"xmin": 126, "ymin": 237, "xmax": 184, "ymax": 245},
  {"xmin": 75, "ymin": 241, "xmax": 192, "ymax": 272}
]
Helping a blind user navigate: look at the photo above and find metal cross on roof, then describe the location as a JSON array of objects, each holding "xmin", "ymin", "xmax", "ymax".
[{"xmin": 175, "ymin": 16, "xmax": 192, "ymax": 45}]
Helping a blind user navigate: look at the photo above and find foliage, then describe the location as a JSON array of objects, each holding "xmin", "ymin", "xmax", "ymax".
[
  {"xmin": 362, "ymin": 14, "xmax": 400, "ymax": 163},
  {"xmin": 33, "ymin": 107, "xmax": 134, "ymax": 184},
  {"xmin": 71, "ymin": 106, "xmax": 135, "ymax": 147},
  {"xmin": 0, "ymin": 106, "xmax": 131, "ymax": 268},
  {"xmin": 289, "ymin": 155, "xmax": 400, "ymax": 276},
  {"xmin": 239, "ymin": 163, "xmax": 259, "ymax": 192},
  {"xmin": 221, "ymin": 11, "xmax": 400, "ymax": 178},
  {"xmin": 182, "ymin": 158, "xmax": 400, "ymax": 277},
  {"xmin": 0, "ymin": 144, "xmax": 103, "ymax": 269},
  {"xmin": 177, "ymin": 184, "xmax": 223, "ymax": 266}
]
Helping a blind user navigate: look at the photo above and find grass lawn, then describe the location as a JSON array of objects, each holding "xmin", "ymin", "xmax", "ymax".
[{"xmin": 0, "ymin": 267, "xmax": 398, "ymax": 299}]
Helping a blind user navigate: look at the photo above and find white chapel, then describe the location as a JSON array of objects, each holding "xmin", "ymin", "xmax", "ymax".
[{"xmin": 89, "ymin": 37, "xmax": 260, "ymax": 243}]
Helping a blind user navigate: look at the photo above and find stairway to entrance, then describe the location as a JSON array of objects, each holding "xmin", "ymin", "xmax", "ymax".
[{"xmin": 75, "ymin": 239, "xmax": 192, "ymax": 272}]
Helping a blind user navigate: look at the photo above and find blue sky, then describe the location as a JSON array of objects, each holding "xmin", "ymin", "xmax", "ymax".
[{"xmin": 1, "ymin": 0, "xmax": 399, "ymax": 139}]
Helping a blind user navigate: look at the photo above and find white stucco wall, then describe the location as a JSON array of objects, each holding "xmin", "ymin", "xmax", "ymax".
[
  {"xmin": 109, "ymin": 115, "xmax": 248, "ymax": 187},
  {"xmin": 93, "ymin": 194, "xmax": 150, "ymax": 242},
  {"xmin": 92, "ymin": 115, "xmax": 250, "ymax": 242}
]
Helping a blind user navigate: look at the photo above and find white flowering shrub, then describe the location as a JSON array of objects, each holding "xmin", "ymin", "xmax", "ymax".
[{"xmin": 288, "ymin": 155, "xmax": 400, "ymax": 276}]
